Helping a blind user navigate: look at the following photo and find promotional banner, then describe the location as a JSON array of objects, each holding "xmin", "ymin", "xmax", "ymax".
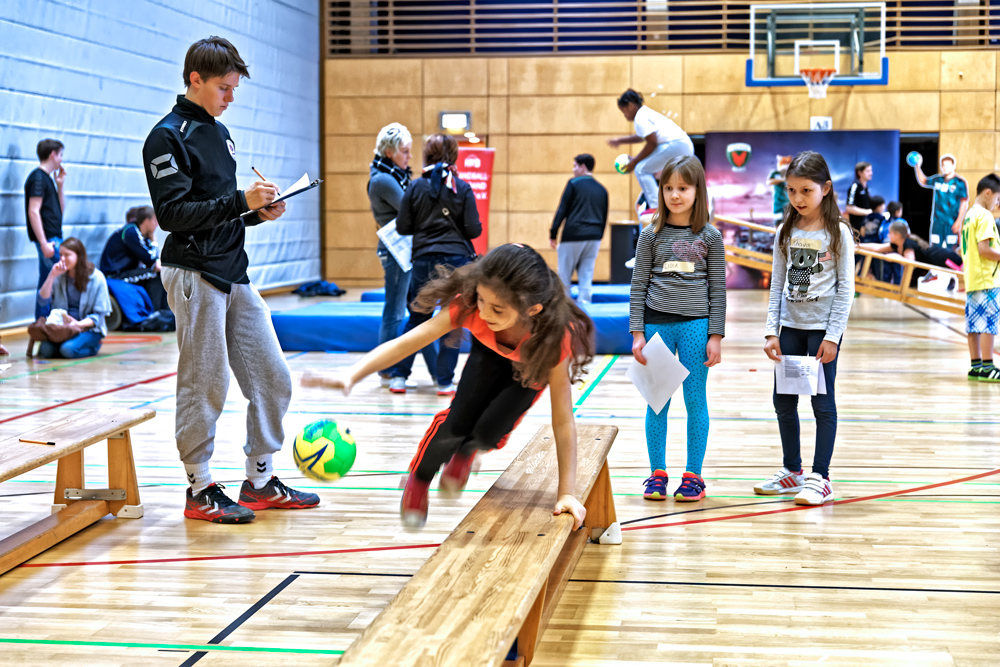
[
  {"xmin": 706, "ymin": 130, "xmax": 900, "ymax": 287},
  {"xmin": 457, "ymin": 147, "xmax": 495, "ymax": 256}
]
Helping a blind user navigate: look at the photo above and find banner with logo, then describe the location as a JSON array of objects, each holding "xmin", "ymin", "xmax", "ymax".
[
  {"xmin": 457, "ymin": 147, "xmax": 495, "ymax": 256},
  {"xmin": 706, "ymin": 130, "xmax": 899, "ymax": 287}
]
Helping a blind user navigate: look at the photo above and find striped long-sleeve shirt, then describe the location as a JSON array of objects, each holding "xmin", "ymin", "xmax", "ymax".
[{"xmin": 628, "ymin": 221, "xmax": 727, "ymax": 336}]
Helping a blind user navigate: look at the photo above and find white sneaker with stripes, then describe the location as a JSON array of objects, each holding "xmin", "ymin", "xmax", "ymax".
[
  {"xmin": 794, "ymin": 473, "xmax": 834, "ymax": 506},
  {"xmin": 753, "ymin": 467, "xmax": 806, "ymax": 495}
]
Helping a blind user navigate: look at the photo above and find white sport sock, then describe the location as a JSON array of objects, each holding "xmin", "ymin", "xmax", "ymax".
[
  {"xmin": 246, "ymin": 454, "xmax": 273, "ymax": 490},
  {"xmin": 184, "ymin": 462, "xmax": 212, "ymax": 496}
]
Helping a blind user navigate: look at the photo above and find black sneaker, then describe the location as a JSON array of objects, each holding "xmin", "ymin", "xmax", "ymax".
[
  {"xmin": 184, "ymin": 483, "xmax": 256, "ymax": 523},
  {"xmin": 238, "ymin": 476, "xmax": 320, "ymax": 510},
  {"xmin": 979, "ymin": 366, "xmax": 1000, "ymax": 383},
  {"xmin": 969, "ymin": 367, "xmax": 983, "ymax": 381}
]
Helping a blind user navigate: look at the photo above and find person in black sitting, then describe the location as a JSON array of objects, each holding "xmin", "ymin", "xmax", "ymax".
[
  {"xmin": 859, "ymin": 219, "xmax": 962, "ymax": 285},
  {"xmin": 100, "ymin": 205, "xmax": 168, "ymax": 311}
]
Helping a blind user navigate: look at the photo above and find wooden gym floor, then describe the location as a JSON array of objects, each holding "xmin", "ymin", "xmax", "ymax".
[{"xmin": 0, "ymin": 290, "xmax": 997, "ymax": 667}]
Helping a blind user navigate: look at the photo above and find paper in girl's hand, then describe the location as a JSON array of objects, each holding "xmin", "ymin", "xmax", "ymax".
[
  {"xmin": 625, "ymin": 333, "xmax": 689, "ymax": 414},
  {"xmin": 774, "ymin": 355, "xmax": 826, "ymax": 396}
]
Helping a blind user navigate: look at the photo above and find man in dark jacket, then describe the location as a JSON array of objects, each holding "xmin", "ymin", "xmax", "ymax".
[
  {"xmin": 142, "ymin": 36, "xmax": 317, "ymax": 524},
  {"xmin": 100, "ymin": 205, "xmax": 169, "ymax": 311},
  {"xmin": 550, "ymin": 154, "xmax": 609, "ymax": 303},
  {"xmin": 394, "ymin": 134, "xmax": 482, "ymax": 396}
]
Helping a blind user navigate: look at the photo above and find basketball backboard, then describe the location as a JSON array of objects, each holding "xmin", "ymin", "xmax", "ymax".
[{"xmin": 746, "ymin": 2, "xmax": 888, "ymax": 89}]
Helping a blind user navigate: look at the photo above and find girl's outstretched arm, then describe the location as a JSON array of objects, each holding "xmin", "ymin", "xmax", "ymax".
[
  {"xmin": 549, "ymin": 357, "xmax": 586, "ymax": 530},
  {"xmin": 302, "ymin": 309, "xmax": 455, "ymax": 394}
]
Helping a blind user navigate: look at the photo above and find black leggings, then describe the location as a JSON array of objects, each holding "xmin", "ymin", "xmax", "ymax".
[{"xmin": 410, "ymin": 337, "xmax": 542, "ymax": 481}]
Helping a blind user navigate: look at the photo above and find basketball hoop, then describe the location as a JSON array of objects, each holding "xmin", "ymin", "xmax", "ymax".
[{"xmin": 799, "ymin": 68, "xmax": 837, "ymax": 99}]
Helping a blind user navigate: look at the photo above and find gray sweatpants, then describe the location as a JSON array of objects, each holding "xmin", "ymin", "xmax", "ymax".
[
  {"xmin": 162, "ymin": 266, "xmax": 292, "ymax": 465},
  {"xmin": 557, "ymin": 240, "xmax": 601, "ymax": 303}
]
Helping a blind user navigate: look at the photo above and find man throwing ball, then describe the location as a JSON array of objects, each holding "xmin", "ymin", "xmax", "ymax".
[{"xmin": 143, "ymin": 36, "xmax": 318, "ymax": 523}]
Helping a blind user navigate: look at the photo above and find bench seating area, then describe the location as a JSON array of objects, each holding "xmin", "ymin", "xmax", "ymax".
[
  {"xmin": 338, "ymin": 424, "xmax": 620, "ymax": 667},
  {"xmin": 0, "ymin": 408, "xmax": 154, "ymax": 575}
]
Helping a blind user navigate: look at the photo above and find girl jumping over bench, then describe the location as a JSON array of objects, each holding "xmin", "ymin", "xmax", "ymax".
[{"xmin": 304, "ymin": 243, "xmax": 595, "ymax": 529}]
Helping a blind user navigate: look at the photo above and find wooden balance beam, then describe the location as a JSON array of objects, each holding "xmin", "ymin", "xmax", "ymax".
[
  {"xmin": 0, "ymin": 407, "xmax": 155, "ymax": 576},
  {"xmin": 337, "ymin": 424, "xmax": 620, "ymax": 667}
]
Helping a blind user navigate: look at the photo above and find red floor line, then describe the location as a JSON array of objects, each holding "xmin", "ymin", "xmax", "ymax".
[
  {"xmin": 622, "ymin": 467, "xmax": 1000, "ymax": 532},
  {"xmin": 0, "ymin": 372, "xmax": 177, "ymax": 426},
  {"xmin": 20, "ymin": 542, "xmax": 442, "ymax": 568},
  {"xmin": 22, "ymin": 468, "xmax": 1000, "ymax": 569}
]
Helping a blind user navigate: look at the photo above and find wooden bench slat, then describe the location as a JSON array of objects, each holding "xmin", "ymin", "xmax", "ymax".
[
  {"xmin": 338, "ymin": 424, "xmax": 617, "ymax": 667},
  {"xmin": 0, "ymin": 408, "xmax": 155, "ymax": 484}
]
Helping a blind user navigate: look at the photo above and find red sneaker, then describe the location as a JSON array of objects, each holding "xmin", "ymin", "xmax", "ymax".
[
  {"xmin": 400, "ymin": 475, "xmax": 430, "ymax": 529},
  {"xmin": 184, "ymin": 483, "xmax": 255, "ymax": 523},
  {"xmin": 440, "ymin": 449, "xmax": 476, "ymax": 497},
  {"xmin": 237, "ymin": 476, "xmax": 319, "ymax": 510}
]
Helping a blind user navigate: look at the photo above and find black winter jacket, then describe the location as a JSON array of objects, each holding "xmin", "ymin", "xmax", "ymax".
[
  {"xmin": 142, "ymin": 96, "xmax": 261, "ymax": 292},
  {"xmin": 397, "ymin": 175, "xmax": 482, "ymax": 258}
]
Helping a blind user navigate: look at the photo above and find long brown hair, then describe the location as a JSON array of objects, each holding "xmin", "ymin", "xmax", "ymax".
[
  {"xmin": 775, "ymin": 151, "xmax": 854, "ymax": 261},
  {"xmin": 59, "ymin": 237, "xmax": 94, "ymax": 293},
  {"xmin": 413, "ymin": 244, "xmax": 595, "ymax": 387},
  {"xmin": 653, "ymin": 155, "xmax": 710, "ymax": 235}
]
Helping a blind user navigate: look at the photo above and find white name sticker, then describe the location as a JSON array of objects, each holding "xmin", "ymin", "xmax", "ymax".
[{"xmin": 662, "ymin": 261, "xmax": 695, "ymax": 273}]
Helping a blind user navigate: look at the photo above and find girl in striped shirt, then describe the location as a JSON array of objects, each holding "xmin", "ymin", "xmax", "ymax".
[{"xmin": 629, "ymin": 155, "xmax": 727, "ymax": 502}]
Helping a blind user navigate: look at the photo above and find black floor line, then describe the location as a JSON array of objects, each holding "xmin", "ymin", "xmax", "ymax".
[
  {"xmin": 294, "ymin": 570, "xmax": 414, "ymax": 577},
  {"xmin": 178, "ymin": 573, "xmax": 299, "ymax": 667},
  {"xmin": 567, "ymin": 578, "xmax": 1000, "ymax": 595}
]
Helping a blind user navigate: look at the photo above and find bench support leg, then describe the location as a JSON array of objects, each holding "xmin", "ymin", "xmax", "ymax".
[
  {"xmin": 107, "ymin": 430, "xmax": 143, "ymax": 518},
  {"xmin": 584, "ymin": 460, "xmax": 621, "ymax": 545},
  {"xmin": 52, "ymin": 450, "xmax": 84, "ymax": 514},
  {"xmin": 512, "ymin": 580, "xmax": 546, "ymax": 666}
]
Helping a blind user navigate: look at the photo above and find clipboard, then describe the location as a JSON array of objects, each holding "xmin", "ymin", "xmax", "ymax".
[{"xmin": 240, "ymin": 173, "xmax": 322, "ymax": 217}]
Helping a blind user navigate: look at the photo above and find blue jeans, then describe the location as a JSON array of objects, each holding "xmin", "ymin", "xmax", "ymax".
[
  {"xmin": 34, "ymin": 238, "xmax": 62, "ymax": 319},
  {"xmin": 772, "ymin": 327, "xmax": 839, "ymax": 478},
  {"xmin": 38, "ymin": 329, "xmax": 103, "ymax": 359},
  {"xmin": 397, "ymin": 253, "xmax": 473, "ymax": 386},
  {"xmin": 378, "ymin": 253, "xmax": 412, "ymax": 377}
]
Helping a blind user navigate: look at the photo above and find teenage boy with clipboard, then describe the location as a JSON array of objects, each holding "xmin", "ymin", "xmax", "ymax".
[{"xmin": 143, "ymin": 36, "xmax": 319, "ymax": 524}]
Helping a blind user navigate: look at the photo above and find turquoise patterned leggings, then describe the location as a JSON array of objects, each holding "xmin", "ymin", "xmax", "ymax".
[{"xmin": 643, "ymin": 319, "xmax": 711, "ymax": 476}]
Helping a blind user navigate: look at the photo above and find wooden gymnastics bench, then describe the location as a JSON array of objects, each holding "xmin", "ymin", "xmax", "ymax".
[
  {"xmin": 0, "ymin": 407, "xmax": 154, "ymax": 576},
  {"xmin": 338, "ymin": 424, "xmax": 620, "ymax": 667}
]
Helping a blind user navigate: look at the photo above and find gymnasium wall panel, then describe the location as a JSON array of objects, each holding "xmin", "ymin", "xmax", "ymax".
[
  {"xmin": 323, "ymin": 52, "xmax": 1000, "ymax": 286},
  {"xmin": 0, "ymin": 0, "xmax": 320, "ymax": 328}
]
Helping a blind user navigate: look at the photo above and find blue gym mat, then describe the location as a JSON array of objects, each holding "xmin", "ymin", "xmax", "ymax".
[
  {"xmin": 360, "ymin": 283, "xmax": 631, "ymax": 303},
  {"xmin": 272, "ymin": 300, "xmax": 630, "ymax": 354}
]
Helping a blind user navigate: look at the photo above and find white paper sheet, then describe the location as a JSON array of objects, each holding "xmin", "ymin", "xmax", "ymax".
[
  {"xmin": 774, "ymin": 355, "xmax": 826, "ymax": 395},
  {"xmin": 272, "ymin": 173, "xmax": 312, "ymax": 203},
  {"xmin": 0, "ymin": 364, "xmax": 10, "ymax": 374},
  {"xmin": 376, "ymin": 219, "xmax": 413, "ymax": 272},
  {"xmin": 625, "ymin": 333, "xmax": 689, "ymax": 414}
]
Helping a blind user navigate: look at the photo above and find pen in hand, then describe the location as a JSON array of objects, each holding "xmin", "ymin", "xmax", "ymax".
[{"xmin": 252, "ymin": 166, "xmax": 280, "ymax": 196}]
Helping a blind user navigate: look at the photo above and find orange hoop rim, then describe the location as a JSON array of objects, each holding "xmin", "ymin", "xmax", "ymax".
[{"xmin": 798, "ymin": 68, "xmax": 837, "ymax": 84}]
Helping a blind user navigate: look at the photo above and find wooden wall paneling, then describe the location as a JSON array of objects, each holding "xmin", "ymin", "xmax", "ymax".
[
  {"xmin": 489, "ymin": 211, "xmax": 509, "ymax": 248},
  {"xmin": 940, "ymin": 91, "xmax": 996, "ymax": 132},
  {"xmin": 939, "ymin": 131, "xmax": 996, "ymax": 170},
  {"xmin": 996, "ymin": 132, "xmax": 1000, "ymax": 171},
  {"xmin": 682, "ymin": 53, "xmax": 751, "ymax": 94},
  {"xmin": 508, "ymin": 212, "xmax": 556, "ymax": 248},
  {"xmin": 325, "ymin": 59, "xmax": 423, "ymax": 97},
  {"xmin": 941, "ymin": 51, "xmax": 997, "ymax": 91},
  {"xmin": 683, "ymin": 93, "xmax": 809, "ymax": 133},
  {"xmin": 422, "ymin": 97, "xmax": 489, "ymax": 136},
  {"xmin": 594, "ymin": 250, "xmax": 611, "ymax": 282},
  {"xmin": 326, "ymin": 136, "xmax": 379, "ymax": 173},
  {"xmin": 631, "ymin": 55, "xmax": 684, "ymax": 96},
  {"xmin": 424, "ymin": 59, "xmax": 489, "ymax": 97},
  {"xmin": 995, "ymin": 91, "xmax": 1000, "ymax": 132},
  {"xmin": 325, "ymin": 96, "xmax": 423, "ymax": 136},
  {"xmin": 325, "ymin": 174, "xmax": 373, "ymax": 211},
  {"xmin": 490, "ymin": 134, "xmax": 509, "ymax": 173},
  {"xmin": 508, "ymin": 135, "xmax": 624, "ymax": 174},
  {"xmin": 491, "ymin": 173, "xmax": 509, "ymax": 210},
  {"xmin": 835, "ymin": 91, "xmax": 940, "ymax": 132},
  {"xmin": 885, "ymin": 52, "xmax": 941, "ymax": 91},
  {"xmin": 508, "ymin": 174, "xmax": 631, "ymax": 215},
  {"xmin": 489, "ymin": 96, "xmax": 509, "ymax": 135},
  {"xmin": 508, "ymin": 97, "xmax": 630, "ymax": 135},
  {"xmin": 324, "ymin": 212, "xmax": 381, "ymax": 249},
  {"xmin": 489, "ymin": 58, "xmax": 509, "ymax": 96},
  {"xmin": 508, "ymin": 56, "xmax": 631, "ymax": 96},
  {"xmin": 642, "ymin": 95, "xmax": 684, "ymax": 130},
  {"xmin": 323, "ymin": 248, "xmax": 382, "ymax": 281}
]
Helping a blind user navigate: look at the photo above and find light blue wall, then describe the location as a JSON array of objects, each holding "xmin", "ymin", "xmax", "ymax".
[{"xmin": 0, "ymin": 0, "xmax": 321, "ymax": 327}]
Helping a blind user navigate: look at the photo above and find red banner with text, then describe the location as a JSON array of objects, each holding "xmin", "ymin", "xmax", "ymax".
[{"xmin": 457, "ymin": 147, "xmax": 494, "ymax": 256}]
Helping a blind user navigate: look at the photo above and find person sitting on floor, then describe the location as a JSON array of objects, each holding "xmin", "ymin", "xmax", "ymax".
[
  {"xmin": 859, "ymin": 219, "xmax": 963, "ymax": 286},
  {"xmin": 100, "ymin": 205, "xmax": 168, "ymax": 311},
  {"xmin": 36, "ymin": 237, "xmax": 111, "ymax": 359}
]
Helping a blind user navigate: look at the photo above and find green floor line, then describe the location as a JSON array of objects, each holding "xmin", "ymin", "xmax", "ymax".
[
  {"xmin": 1, "ymin": 341, "xmax": 174, "ymax": 382},
  {"xmin": 0, "ymin": 638, "xmax": 342, "ymax": 655},
  {"xmin": 574, "ymin": 355, "xmax": 619, "ymax": 411}
]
